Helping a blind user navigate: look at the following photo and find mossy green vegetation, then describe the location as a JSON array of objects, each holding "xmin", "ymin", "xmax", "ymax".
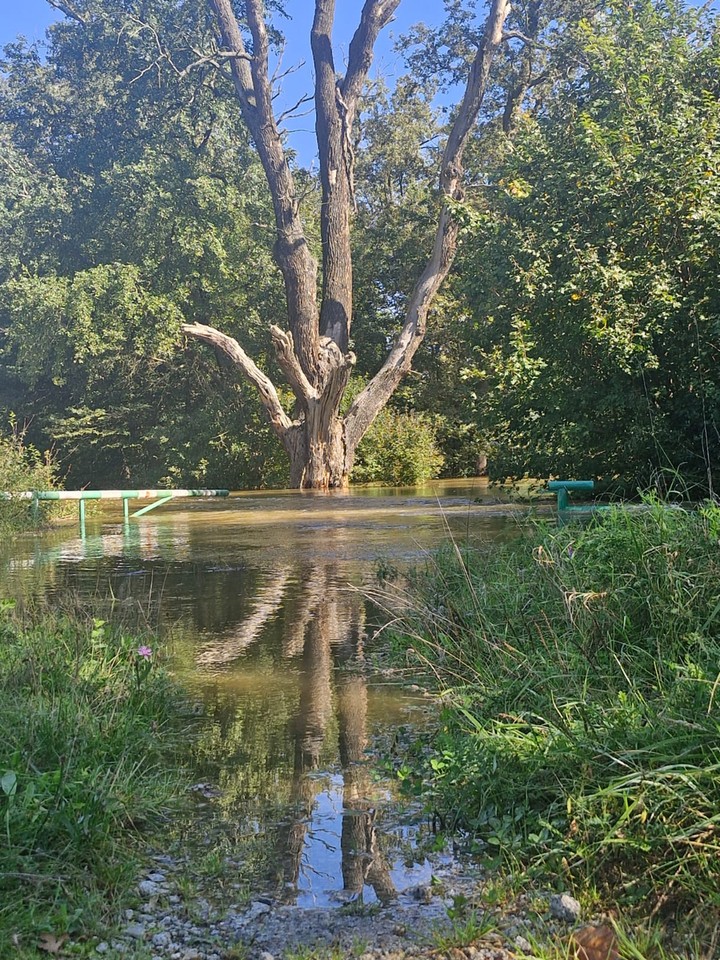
[
  {"xmin": 0, "ymin": 602, "xmax": 189, "ymax": 954},
  {"xmin": 382, "ymin": 501, "xmax": 720, "ymax": 950}
]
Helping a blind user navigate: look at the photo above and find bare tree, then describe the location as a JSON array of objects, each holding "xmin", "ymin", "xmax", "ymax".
[{"xmin": 183, "ymin": 0, "xmax": 512, "ymax": 489}]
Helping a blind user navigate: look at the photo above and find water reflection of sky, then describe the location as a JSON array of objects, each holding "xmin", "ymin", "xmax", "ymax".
[
  {"xmin": 289, "ymin": 776, "xmax": 434, "ymax": 908},
  {"xmin": 0, "ymin": 479, "xmax": 528, "ymax": 906}
]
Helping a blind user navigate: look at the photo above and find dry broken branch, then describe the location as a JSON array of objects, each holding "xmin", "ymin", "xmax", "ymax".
[{"xmin": 182, "ymin": 322, "xmax": 292, "ymax": 436}]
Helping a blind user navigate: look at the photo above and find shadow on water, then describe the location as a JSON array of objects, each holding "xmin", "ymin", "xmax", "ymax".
[{"xmin": 0, "ymin": 479, "xmax": 531, "ymax": 906}]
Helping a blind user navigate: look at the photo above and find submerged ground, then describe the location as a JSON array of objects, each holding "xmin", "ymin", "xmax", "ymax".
[
  {"xmin": 4, "ymin": 485, "xmax": 715, "ymax": 958},
  {"xmin": 0, "ymin": 481, "xmax": 534, "ymax": 957}
]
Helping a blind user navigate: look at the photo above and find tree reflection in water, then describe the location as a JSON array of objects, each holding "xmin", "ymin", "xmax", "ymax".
[
  {"xmin": 194, "ymin": 561, "xmax": 400, "ymax": 906},
  {"xmin": 280, "ymin": 565, "xmax": 396, "ymax": 905}
]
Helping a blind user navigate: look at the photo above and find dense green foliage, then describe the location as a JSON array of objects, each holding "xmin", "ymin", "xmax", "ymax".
[
  {"xmin": 460, "ymin": 0, "xmax": 720, "ymax": 489},
  {"xmin": 1, "ymin": 0, "xmax": 719, "ymax": 489},
  {"xmin": 0, "ymin": 604, "xmax": 187, "ymax": 948},
  {"xmin": 0, "ymin": 0, "xmax": 292, "ymax": 488},
  {"xmin": 384, "ymin": 504, "xmax": 720, "ymax": 928}
]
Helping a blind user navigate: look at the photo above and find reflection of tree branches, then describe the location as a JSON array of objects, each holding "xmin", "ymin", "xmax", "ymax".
[
  {"xmin": 196, "ymin": 566, "xmax": 292, "ymax": 665},
  {"xmin": 305, "ymin": 832, "xmax": 338, "ymax": 854},
  {"xmin": 300, "ymin": 859, "xmax": 335, "ymax": 881},
  {"xmin": 338, "ymin": 675, "xmax": 396, "ymax": 902}
]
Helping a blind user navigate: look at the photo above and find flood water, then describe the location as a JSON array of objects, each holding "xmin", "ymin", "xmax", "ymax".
[{"xmin": 0, "ymin": 479, "xmax": 531, "ymax": 907}]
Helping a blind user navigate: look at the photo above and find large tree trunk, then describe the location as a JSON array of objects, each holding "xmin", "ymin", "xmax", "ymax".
[
  {"xmin": 183, "ymin": 0, "xmax": 511, "ymax": 490},
  {"xmin": 284, "ymin": 409, "xmax": 347, "ymax": 490}
]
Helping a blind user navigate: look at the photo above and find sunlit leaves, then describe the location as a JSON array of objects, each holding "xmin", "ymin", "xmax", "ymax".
[{"xmin": 459, "ymin": 0, "xmax": 720, "ymax": 487}]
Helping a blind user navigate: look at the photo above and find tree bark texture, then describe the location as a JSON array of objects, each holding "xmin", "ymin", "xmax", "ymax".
[{"xmin": 183, "ymin": 0, "xmax": 511, "ymax": 489}]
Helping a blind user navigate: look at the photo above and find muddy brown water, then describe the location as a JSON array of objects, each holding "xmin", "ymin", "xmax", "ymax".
[{"xmin": 0, "ymin": 479, "xmax": 533, "ymax": 908}]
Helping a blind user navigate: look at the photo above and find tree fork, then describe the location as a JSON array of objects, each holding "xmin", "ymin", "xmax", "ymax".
[{"xmin": 195, "ymin": 0, "xmax": 511, "ymax": 490}]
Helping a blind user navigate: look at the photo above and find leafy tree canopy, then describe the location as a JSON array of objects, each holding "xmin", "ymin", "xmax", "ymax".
[{"xmin": 458, "ymin": 0, "xmax": 720, "ymax": 491}]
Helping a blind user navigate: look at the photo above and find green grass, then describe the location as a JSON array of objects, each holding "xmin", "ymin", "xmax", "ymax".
[
  {"xmin": 430, "ymin": 911, "xmax": 496, "ymax": 950},
  {"xmin": 0, "ymin": 601, "xmax": 190, "ymax": 954},
  {"xmin": 380, "ymin": 498, "xmax": 720, "ymax": 953}
]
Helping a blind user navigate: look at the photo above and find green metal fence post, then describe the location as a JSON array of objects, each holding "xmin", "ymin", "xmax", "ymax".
[{"xmin": 547, "ymin": 480, "xmax": 595, "ymax": 524}]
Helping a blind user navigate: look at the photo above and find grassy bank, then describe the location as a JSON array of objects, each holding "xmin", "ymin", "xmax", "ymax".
[
  {"xmin": 0, "ymin": 602, "xmax": 189, "ymax": 955},
  {"xmin": 381, "ymin": 501, "xmax": 720, "ymax": 949}
]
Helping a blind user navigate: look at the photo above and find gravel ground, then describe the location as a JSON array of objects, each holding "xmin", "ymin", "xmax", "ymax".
[{"xmin": 87, "ymin": 856, "xmax": 586, "ymax": 960}]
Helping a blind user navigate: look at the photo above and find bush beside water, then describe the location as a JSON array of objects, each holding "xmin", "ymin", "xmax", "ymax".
[
  {"xmin": 0, "ymin": 429, "xmax": 57, "ymax": 532},
  {"xmin": 352, "ymin": 409, "xmax": 444, "ymax": 486},
  {"xmin": 0, "ymin": 604, "xmax": 188, "ymax": 949},
  {"xmin": 384, "ymin": 502, "xmax": 720, "ymax": 932}
]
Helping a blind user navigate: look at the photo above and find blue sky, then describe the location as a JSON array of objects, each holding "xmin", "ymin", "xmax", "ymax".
[
  {"xmin": 0, "ymin": 1, "xmax": 442, "ymax": 45},
  {"xmin": 0, "ymin": 1, "xmax": 444, "ymax": 161}
]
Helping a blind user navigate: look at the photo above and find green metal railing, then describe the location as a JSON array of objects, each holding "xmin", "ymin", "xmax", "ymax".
[
  {"xmin": 547, "ymin": 480, "xmax": 598, "ymax": 523},
  {"xmin": 1, "ymin": 488, "xmax": 230, "ymax": 536}
]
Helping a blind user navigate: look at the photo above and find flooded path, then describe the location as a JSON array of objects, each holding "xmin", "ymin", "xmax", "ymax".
[{"xmin": 0, "ymin": 480, "xmax": 527, "ymax": 909}]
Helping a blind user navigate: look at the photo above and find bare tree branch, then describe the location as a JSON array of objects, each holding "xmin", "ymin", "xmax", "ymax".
[
  {"xmin": 276, "ymin": 92, "xmax": 314, "ymax": 125},
  {"xmin": 271, "ymin": 58, "xmax": 306, "ymax": 91},
  {"xmin": 177, "ymin": 49, "xmax": 252, "ymax": 76},
  {"xmin": 341, "ymin": 0, "xmax": 401, "ymax": 115},
  {"xmin": 210, "ymin": 0, "xmax": 321, "ymax": 381},
  {"xmin": 46, "ymin": 0, "xmax": 87, "ymax": 25},
  {"xmin": 344, "ymin": 0, "xmax": 512, "ymax": 460},
  {"xmin": 182, "ymin": 322, "xmax": 292, "ymax": 436},
  {"xmin": 125, "ymin": 15, "xmax": 252, "ymax": 85},
  {"xmin": 502, "ymin": 0, "xmax": 543, "ymax": 134},
  {"xmin": 270, "ymin": 326, "xmax": 319, "ymax": 403},
  {"xmin": 502, "ymin": 29, "xmax": 542, "ymax": 46}
]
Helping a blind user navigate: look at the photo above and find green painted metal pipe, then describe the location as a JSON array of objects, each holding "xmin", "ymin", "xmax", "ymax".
[
  {"xmin": 547, "ymin": 480, "xmax": 595, "ymax": 492},
  {"xmin": 547, "ymin": 480, "xmax": 595, "ymax": 524},
  {"xmin": 14, "ymin": 489, "xmax": 230, "ymax": 501}
]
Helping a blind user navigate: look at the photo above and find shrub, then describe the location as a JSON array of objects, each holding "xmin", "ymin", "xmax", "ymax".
[
  {"xmin": 352, "ymin": 409, "xmax": 444, "ymax": 486},
  {"xmin": 0, "ymin": 426, "xmax": 57, "ymax": 532}
]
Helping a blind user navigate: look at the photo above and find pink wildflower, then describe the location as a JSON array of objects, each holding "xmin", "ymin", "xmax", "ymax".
[{"xmin": 137, "ymin": 645, "xmax": 153, "ymax": 659}]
